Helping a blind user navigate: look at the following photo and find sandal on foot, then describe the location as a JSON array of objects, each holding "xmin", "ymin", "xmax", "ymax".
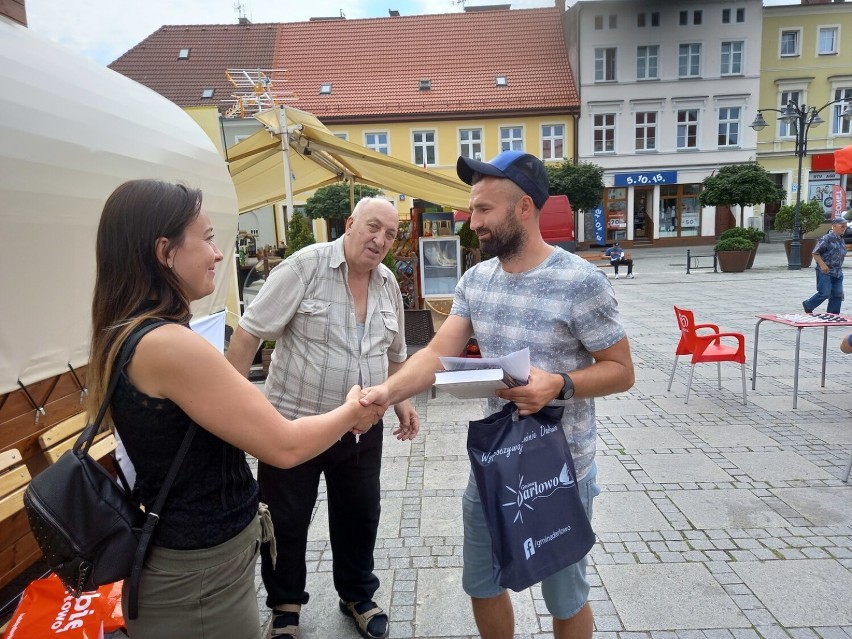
[
  {"xmin": 267, "ymin": 603, "xmax": 301, "ymax": 639},
  {"xmin": 339, "ymin": 600, "xmax": 389, "ymax": 639}
]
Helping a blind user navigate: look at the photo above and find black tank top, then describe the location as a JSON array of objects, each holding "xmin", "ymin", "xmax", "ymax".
[{"xmin": 111, "ymin": 330, "xmax": 259, "ymax": 550}]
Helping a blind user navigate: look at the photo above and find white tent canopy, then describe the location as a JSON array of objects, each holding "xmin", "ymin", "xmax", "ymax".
[{"xmin": 0, "ymin": 19, "xmax": 240, "ymax": 394}]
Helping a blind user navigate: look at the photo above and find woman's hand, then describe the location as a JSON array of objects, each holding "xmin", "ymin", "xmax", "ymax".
[{"xmin": 346, "ymin": 385, "xmax": 387, "ymax": 434}]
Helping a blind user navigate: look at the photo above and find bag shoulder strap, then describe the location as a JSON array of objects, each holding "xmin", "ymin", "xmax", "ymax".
[{"xmin": 74, "ymin": 319, "xmax": 170, "ymax": 453}]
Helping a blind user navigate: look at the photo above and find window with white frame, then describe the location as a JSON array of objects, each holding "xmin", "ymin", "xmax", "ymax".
[
  {"xmin": 780, "ymin": 29, "xmax": 800, "ymax": 57},
  {"xmin": 333, "ymin": 132, "xmax": 348, "ymax": 140},
  {"xmin": 717, "ymin": 107, "xmax": 740, "ymax": 147},
  {"xmin": 413, "ymin": 130, "xmax": 436, "ymax": 166},
  {"xmin": 594, "ymin": 48, "xmax": 617, "ymax": 82},
  {"xmin": 635, "ymin": 112, "xmax": 657, "ymax": 151},
  {"xmin": 594, "ymin": 15, "xmax": 603, "ymax": 29},
  {"xmin": 500, "ymin": 126, "xmax": 523, "ymax": 151},
  {"xmin": 365, "ymin": 132, "xmax": 389, "ymax": 155},
  {"xmin": 779, "ymin": 90, "xmax": 801, "ymax": 137},
  {"xmin": 737, "ymin": 8, "xmax": 745, "ymax": 22},
  {"xmin": 721, "ymin": 41, "xmax": 743, "ymax": 75},
  {"xmin": 541, "ymin": 125, "xmax": 565, "ymax": 160},
  {"xmin": 676, "ymin": 110, "xmax": 699, "ymax": 149},
  {"xmin": 678, "ymin": 43, "xmax": 701, "ymax": 77},
  {"xmin": 833, "ymin": 88, "xmax": 852, "ymax": 135},
  {"xmin": 459, "ymin": 128, "xmax": 482, "ymax": 159},
  {"xmin": 818, "ymin": 27, "xmax": 838, "ymax": 55},
  {"xmin": 637, "ymin": 45, "xmax": 659, "ymax": 80},
  {"xmin": 637, "ymin": 12, "xmax": 659, "ymax": 27},
  {"xmin": 593, "ymin": 114, "xmax": 616, "ymax": 153}
]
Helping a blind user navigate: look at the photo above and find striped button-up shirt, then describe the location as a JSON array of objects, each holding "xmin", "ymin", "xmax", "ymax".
[{"xmin": 240, "ymin": 237, "xmax": 406, "ymax": 419}]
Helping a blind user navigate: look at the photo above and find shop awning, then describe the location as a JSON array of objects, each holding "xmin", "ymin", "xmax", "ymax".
[
  {"xmin": 835, "ymin": 145, "xmax": 852, "ymax": 175},
  {"xmin": 227, "ymin": 105, "xmax": 472, "ymax": 214}
]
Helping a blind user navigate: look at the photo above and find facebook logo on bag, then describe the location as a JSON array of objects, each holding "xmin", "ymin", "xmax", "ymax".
[{"xmin": 523, "ymin": 538, "xmax": 536, "ymax": 560}]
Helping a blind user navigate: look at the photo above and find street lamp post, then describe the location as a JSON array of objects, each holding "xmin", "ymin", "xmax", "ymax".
[{"xmin": 750, "ymin": 99, "xmax": 852, "ymax": 270}]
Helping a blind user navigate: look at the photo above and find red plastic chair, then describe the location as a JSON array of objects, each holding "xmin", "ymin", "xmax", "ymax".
[{"xmin": 667, "ymin": 306, "xmax": 747, "ymax": 405}]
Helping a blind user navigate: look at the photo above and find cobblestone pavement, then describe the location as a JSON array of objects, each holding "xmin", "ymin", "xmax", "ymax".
[{"xmin": 252, "ymin": 242, "xmax": 852, "ymax": 639}]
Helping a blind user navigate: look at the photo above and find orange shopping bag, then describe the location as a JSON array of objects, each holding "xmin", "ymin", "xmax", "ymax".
[{"xmin": 2, "ymin": 573, "xmax": 124, "ymax": 638}]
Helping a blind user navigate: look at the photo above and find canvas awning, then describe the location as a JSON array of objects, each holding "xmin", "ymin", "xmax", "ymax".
[
  {"xmin": 227, "ymin": 106, "xmax": 472, "ymax": 215},
  {"xmin": 835, "ymin": 145, "xmax": 852, "ymax": 175}
]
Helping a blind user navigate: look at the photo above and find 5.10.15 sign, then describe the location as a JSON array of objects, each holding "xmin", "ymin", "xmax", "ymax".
[{"xmin": 614, "ymin": 171, "xmax": 677, "ymax": 187}]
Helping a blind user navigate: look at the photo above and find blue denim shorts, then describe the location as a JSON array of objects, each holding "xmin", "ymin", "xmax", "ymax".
[{"xmin": 461, "ymin": 462, "xmax": 600, "ymax": 619}]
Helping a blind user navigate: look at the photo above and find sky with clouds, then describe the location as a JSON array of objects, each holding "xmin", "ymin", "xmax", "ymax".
[
  {"xmin": 24, "ymin": 0, "xmax": 553, "ymax": 65},
  {"xmin": 24, "ymin": 0, "xmax": 795, "ymax": 66}
]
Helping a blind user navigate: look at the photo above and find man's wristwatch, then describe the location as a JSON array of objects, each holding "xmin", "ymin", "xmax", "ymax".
[{"xmin": 556, "ymin": 373, "xmax": 575, "ymax": 400}]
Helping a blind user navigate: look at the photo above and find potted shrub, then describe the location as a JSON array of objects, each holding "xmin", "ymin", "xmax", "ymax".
[
  {"xmin": 773, "ymin": 200, "xmax": 825, "ymax": 268},
  {"xmin": 714, "ymin": 236, "xmax": 753, "ymax": 273},
  {"xmin": 718, "ymin": 227, "xmax": 767, "ymax": 269}
]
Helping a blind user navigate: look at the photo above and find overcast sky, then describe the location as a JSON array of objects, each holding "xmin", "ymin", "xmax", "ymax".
[{"xmin": 24, "ymin": 0, "xmax": 795, "ymax": 66}]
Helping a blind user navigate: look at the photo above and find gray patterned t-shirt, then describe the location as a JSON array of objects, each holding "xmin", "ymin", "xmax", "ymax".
[{"xmin": 451, "ymin": 248, "xmax": 626, "ymax": 479}]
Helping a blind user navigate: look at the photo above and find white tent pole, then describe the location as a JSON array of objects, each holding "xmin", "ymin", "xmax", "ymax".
[
  {"xmin": 349, "ymin": 178, "xmax": 355, "ymax": 212},
  {"xmin": 275, "ymin": 106, "xmax": 293, "ymax": 244}
]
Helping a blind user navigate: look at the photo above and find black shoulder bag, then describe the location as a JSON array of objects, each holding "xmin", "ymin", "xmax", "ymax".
[{"xmin": 23, "ymin": 320, "xmax": 196, "ymax": 620}]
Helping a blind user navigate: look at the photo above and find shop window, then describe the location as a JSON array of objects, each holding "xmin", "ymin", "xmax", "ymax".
[
  {"xmin": 659, "ymin": 184, "xmax": 701, "ymax": 238},
  {"xmin": 604, "ymin": 187, "xmax": 628, "ymax": 243}
]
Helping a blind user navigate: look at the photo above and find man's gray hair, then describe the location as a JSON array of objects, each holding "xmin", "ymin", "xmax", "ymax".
[{"xmin": 351, "ymin": 195, "xmax": 395, "ymax": 219}]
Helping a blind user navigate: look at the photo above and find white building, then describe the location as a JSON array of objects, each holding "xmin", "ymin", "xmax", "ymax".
[{"xmin": 564, "ymin": 0, "xmax": 764, "ymax": 246}]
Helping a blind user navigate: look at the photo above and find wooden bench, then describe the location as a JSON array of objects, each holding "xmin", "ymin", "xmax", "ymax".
[
  {"xmin": 575, "ymin": 251, "xmax": 610, "ymax": 268},
  {"xmin": 0, "ymin": 450, "xmax": 30, "ymax": 526},
  {"xmin": 38, "ymin": 412, "xmax": 116, "ymax": 465}
]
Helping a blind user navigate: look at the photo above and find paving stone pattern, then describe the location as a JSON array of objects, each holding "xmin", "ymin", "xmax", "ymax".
[{"xmin": 250, "ymin": 243, "xmax": 851, "ymax": 639}]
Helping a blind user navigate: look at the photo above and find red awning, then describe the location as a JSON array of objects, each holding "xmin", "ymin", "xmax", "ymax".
[
  {"xmin": 454, "ymin": 210, "xmax": 470, "ymax": 222},
  {"xmin": 835, "ymin": 145, "xmax": 852, "ymax": 175}
]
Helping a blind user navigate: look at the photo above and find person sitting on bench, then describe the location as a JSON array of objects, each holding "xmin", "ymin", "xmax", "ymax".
[{"xmin": 603, "ymin": 242, "xmax": 634, "ymax": 279}]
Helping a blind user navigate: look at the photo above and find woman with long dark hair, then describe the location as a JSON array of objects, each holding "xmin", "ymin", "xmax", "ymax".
[{"xmin": 87, "ymin": 179, "xmax": 382, "ymax": 638}]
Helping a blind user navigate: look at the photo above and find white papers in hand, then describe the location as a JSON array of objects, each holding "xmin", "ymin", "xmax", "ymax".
[{"xmin": 438, "ymin": 347, "xmax": 530, "ymax": 383}]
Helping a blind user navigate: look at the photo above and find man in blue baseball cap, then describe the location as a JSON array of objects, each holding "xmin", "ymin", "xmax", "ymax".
[{"xmin": 362, "ymin": 150, "xmax": 634, "ymax": 639}]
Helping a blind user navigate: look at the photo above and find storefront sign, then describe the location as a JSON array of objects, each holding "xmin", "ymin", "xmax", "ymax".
[
  {"xmin": 808, "ymin": 171, "xmax": 840, "ymax": 216},
  {"xmin": 614, "ymin": 171, "xmax": 677, "ymax": 187},
  {"xmin": 593, "ymin": 205, "xmax": 605, "ymax": 245},
  {"xmin": 832, "ymin": 185, "xmax": 847, "ymax": 217}
]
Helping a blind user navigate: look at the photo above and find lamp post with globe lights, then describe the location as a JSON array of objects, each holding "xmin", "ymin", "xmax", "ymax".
[{"xmin": 750, "ymin": 99, "xmax": 852, "ymax": 270}]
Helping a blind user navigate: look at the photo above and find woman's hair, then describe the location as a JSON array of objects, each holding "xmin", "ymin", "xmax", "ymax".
[{"xmin": 85, "ymin": 179, "xmax": 202, "ymax": 421}]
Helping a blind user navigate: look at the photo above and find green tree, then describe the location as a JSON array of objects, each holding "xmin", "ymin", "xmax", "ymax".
[
  {"xmin": 545, "ymin": 161, "xmax": 605, "ymax": 212},
  {"xmin": 698, "ymin": 162, "xmax": 785, "ymax": 227},
  {"xmin": 304, "ymin": 183, "xmax": 384, "ymax": 220},
  {"xmin": 546, "ymin": 161, "xmax": 605, "ymax": 244},
  {"xmin": 284, "ymin": 213, "xmax": 316, "ymax": 258}
]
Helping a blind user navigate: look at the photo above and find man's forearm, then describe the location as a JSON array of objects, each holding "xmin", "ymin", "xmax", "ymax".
[
  {"xmin": 386, "ymin": 346, "xmax": 443, "ymax": 405},
  {"xmin": 225, "ymin": 326, "xmax": 263, "ymax": 377}
]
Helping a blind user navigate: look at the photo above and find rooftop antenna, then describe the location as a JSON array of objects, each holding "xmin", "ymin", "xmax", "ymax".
[
  {"xmin": 234, "ymin": 1, "xmax": 246, "ymax": 21},
  {"xmin": 340, "ymin": 9, "xmax": 346, "ymax": 18}
]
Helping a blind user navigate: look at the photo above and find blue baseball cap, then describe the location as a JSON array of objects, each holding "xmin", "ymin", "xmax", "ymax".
[{"xmin": 456, "ymin": 150, "xmax": 550, "ymax": 209}]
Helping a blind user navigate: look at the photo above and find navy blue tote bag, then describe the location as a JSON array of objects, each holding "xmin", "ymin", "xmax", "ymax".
[{"xmin": 467, "ymin": 401, "xmax": 595, "ymax": 592}]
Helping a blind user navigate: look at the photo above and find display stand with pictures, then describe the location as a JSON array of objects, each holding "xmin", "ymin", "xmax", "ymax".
[{"xmin": 419, "ymin": 236, "xmax": 461, "ymax": 299}]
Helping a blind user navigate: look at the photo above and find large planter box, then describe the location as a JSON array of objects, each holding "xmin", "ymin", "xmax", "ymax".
[
  {"xmin": 783, "ymin": 239, "xmax": 817, "ymax": 268},
  {"xmin": 717, "ymin": 250, "xmax": 751, "ymax": 273}
]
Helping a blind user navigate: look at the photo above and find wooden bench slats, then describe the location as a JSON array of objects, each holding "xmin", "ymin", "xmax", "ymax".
[
  {"xmin": 0, "ymin": 449, "xmax": 30, "ymax": 524},
  {"xmin": 44, "ymin": 430, "xmax": 114, "ymax": 464},
  {"xmin": 38, "ymin": 412, "xmax": 88, "ymax": 448}
]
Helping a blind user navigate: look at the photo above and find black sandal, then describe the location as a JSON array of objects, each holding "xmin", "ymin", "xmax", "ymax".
[
  {"xmin": 339, "ymin": 600, "xmax": 389, "ymax": 639},
  {"xmin": 268, "ymin": 603, "xmax": 300, "ymax": 639}
]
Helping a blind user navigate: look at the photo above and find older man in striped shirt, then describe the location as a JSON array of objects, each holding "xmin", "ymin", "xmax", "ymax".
[{"xmin": 227, "ymin": 197, "xmax": 419, "ymax": 639}]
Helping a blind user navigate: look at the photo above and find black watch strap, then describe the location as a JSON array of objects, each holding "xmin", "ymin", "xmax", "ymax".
[{"xmin": 557, "ymin": 372, "xmax": 575, "ymax": 400}]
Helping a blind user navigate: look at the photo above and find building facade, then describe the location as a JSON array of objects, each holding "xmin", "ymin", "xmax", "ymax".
[
  {"xmin": 755, "ymin": 1, "xmax": 852, "ymax": 226},
  {"xmin": 564, "ymin": 0, "xmax": 763, "ymax": 246},
  {"xmin": 109, "ymin": 7, "xmax": 580, "ymax": 246}
]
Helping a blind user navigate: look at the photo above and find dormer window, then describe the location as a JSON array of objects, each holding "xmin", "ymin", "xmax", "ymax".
[
  {"xmin": 178, "ymin": 48, "xmax": 190, "ymax": 59},
  {"xmin": 201, "ymin": 88, "xmax": 214, "ymax": 99},
  {"xmin": 419, "ymin": 79, "xmax": 431, "ymax": 91},
  {"xmin": 319, "ymin": 83, "xmax": 332, "ymax": 94},
  {"xmin": 496, "ymin": 75, "xmax": 508, "ymax": 87}
]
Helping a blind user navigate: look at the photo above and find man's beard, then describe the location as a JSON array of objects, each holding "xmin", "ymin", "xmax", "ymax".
[{"xmin": 480, "ymin": 207, "xmax": 525, "ymax": 261}]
